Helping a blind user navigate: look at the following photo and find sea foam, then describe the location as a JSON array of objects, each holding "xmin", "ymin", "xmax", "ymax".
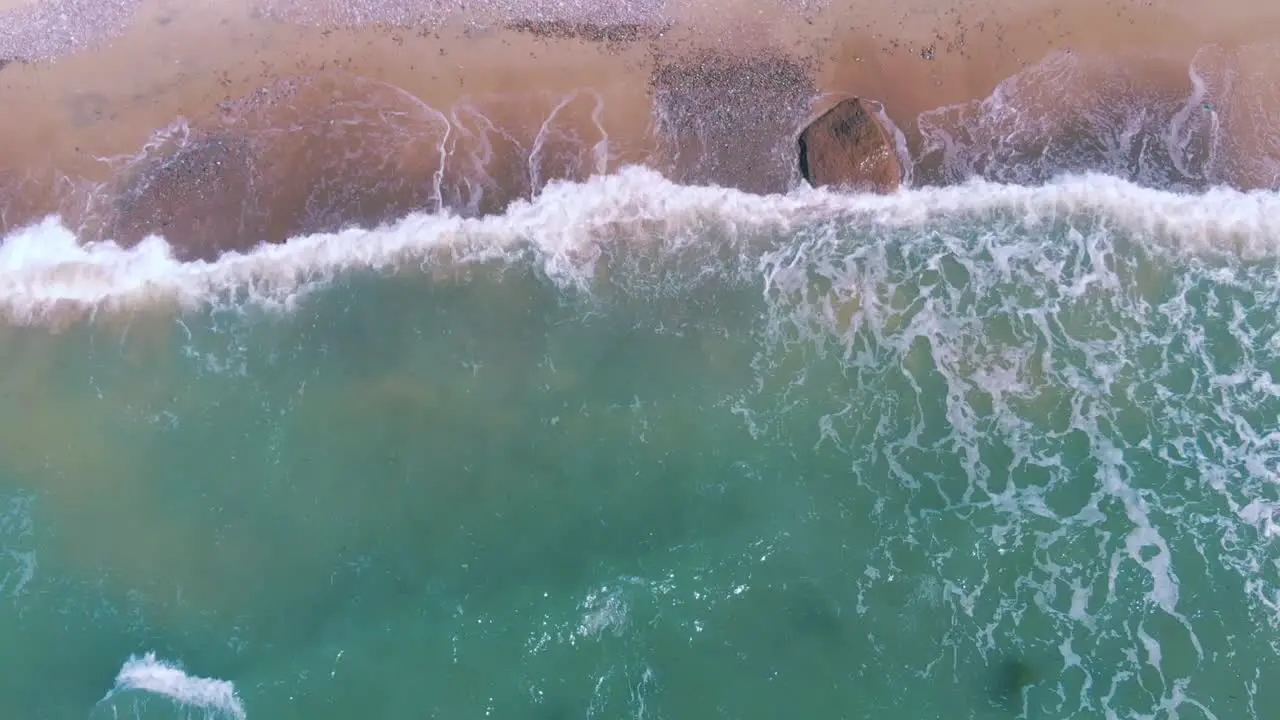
[
  {"xmin": 100, "ymin": 653, "xmax": 246, "ymax": 720},
  {"xmin": 0, "ymin": 167, "xmax": 1278, "ymax": 325}
]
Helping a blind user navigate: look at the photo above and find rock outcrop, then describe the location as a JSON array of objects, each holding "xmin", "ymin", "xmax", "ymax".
[{"xmin": 797, "ymin": 98, "xmax": 901, "ymax": 193}]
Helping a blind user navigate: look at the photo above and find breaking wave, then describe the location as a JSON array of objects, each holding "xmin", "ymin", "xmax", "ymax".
[
  {"xmin": 96, "ymin": 653, "xmax": 246, "ymax": 720},
  {"xmin": 1, "ymin": 167, "xmax": 1278, "ymax": 327}
]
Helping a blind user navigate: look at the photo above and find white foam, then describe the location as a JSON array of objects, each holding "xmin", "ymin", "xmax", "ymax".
[
  {"xmin": 0, "ymin": 549, "xmax": 36, "ymax": 600},
  {"xmin": 101, "ymin": 652, "xmax": 246, "ymax": 720},
  {"xmin": 2, "ymin": 167, "xmax": 1279, "ymax": 325},
  {"xmin": 749, "ymin": 156, "xmax": 1280, "ymax": 718},
  {"xmin": 0, "ymin": 494, "xmax": 36, "ymax": 603}
]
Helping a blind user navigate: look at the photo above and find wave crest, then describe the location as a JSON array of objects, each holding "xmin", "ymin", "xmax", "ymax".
[
  {"xmin": 1, "ymin": 168, "xmax": 1278, "ymax": 326},
  {"xmin": 98, "ymin": 652, "xmax": 246, "ymax": 720}
]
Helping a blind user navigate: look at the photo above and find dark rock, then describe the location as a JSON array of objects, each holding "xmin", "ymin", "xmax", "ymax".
[
  {"xmin": 798, "ymin": 98, "xmax": 901, "ymax": 193},
  {"xmin": 990, "ymin": 656, "xmax": 1035, "ymax": 711}
]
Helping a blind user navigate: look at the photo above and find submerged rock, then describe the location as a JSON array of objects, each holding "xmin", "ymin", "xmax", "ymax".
[
  {"xmin": 990, "ymin": 657, "xmax": 1036, "ymax": 710},
  {"xmin": 797, "ymin": 98, "xmax": 901, "ymax": 193}
]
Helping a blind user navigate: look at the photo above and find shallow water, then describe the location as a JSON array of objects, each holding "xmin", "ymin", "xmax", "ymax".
[{"xmin": 2, "ymin": 171, "xmax": 1279, "ymax": 718}]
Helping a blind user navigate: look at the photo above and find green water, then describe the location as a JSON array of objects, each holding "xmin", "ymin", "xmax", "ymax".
[{"xmin": 1, "ymin": 211, "xmax": 1278, "ymax": 719}]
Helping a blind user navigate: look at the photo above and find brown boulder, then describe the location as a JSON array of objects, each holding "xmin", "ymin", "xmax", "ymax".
[{"xmin": 797, "ymin": 98, "xmax": 901, "ymax": 193}]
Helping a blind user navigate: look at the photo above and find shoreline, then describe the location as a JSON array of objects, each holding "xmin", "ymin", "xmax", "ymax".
[{"xmin": 2, "ymin": 0, "xmax": 1280, "ymax": 251}]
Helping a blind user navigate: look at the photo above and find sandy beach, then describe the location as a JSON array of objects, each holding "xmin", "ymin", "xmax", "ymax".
[{"xmin": 2, "ymin": 0, "xmax": 1280, "ymax": 252}]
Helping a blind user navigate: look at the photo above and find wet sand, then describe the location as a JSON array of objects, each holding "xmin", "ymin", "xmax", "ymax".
[{"xmin": 2, "ymin": 0, "xmax": 1280, "ymax": 254}]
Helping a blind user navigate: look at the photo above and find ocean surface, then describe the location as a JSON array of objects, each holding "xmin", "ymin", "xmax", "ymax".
[{"xmin": 3, "ymin": 27, "xmax": 1280, "ymax": 720}]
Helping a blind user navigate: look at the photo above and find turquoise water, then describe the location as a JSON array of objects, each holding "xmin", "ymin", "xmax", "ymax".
[{"xmin": 1, "ymin": 173, "xmax": 1279, "ymax": 718}]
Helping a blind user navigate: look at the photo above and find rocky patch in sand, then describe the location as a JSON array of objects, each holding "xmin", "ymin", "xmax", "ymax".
[
  {"xmin": 506, "ymin": 20, "xmax": 670, "ymax": 47},
  {"xmin": 0, "ymin": 0, "xmax": 142, "ymax": 61},
  {"xmin": 650, "ymin": 49, "xmax": 816, "ymax": 194},
  {"xmin": 102, "ymin": 130, "xmax": 264, "ymax": 262}
]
